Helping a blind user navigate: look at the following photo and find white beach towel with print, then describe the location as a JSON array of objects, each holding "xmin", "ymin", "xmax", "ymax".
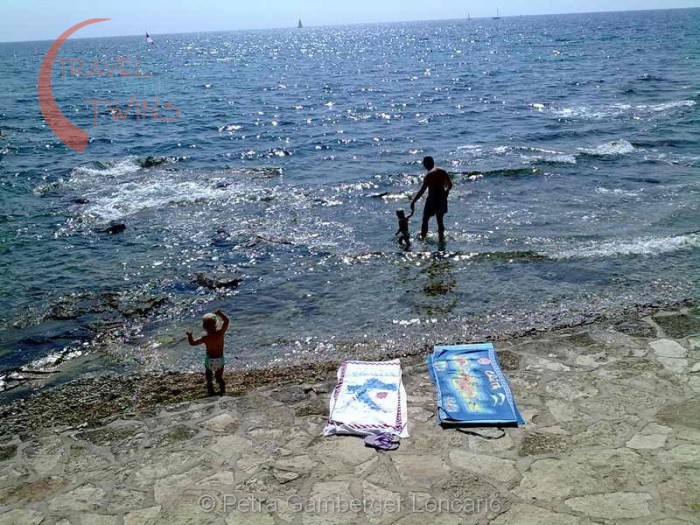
[{"xmin": 324, "ymin": 359, "xmax": 409, "ymax": 438}]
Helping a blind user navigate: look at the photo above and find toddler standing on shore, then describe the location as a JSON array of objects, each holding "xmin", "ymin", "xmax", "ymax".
[{"xmin": 186, "ymin": 309, "xmax": 229, "ymax": 396}]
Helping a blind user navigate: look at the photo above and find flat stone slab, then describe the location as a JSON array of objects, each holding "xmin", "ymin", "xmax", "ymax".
[
  {"xmin": 201, "ymin": 413, "xmax": 240, "ymax": 433},
  {"xmin": 564, "ymin": 492, "xmax": 652, "ymax": 519},
  {"xmin": 492, "ymin": 504, "xmax": 580, "ymax": 525},
  {"xmin": 47, "ymin": 484, "xmax": 106, "ymax": 513},
  {"xmin": 0, "ymin": 509, "xmax": 45, "ymax": 525},
  {"xmin": 448, "ymin": 449, "xmax": 519, "ymax": 484},
  {"xmin": 650, "ymin": 339, "xmax": 688, "ymax": 358},
  {"xmin": 514, "ymin": 459, "xmax": 598, "ymax": 500},
  {"xmin": 657, "ymin": 444, "xmax": 700, "ymax": 465},
  {"xmin": 392, "ymin": 455, "xmax": 450, "ymax": 485},
  {"xmin": 123, "ymin": 506, "xmax": 162, "ymax": 525},
  {"xmin": 626, "ymin": 433, "xmax": 667, "ymax": 450},
  {"xmin": 657, "ymin": 399, "xmax": 700, "ymax": 429},
  {"xmin": 689, "ymin": 376, "xmax": 700, "ymax": 393}
]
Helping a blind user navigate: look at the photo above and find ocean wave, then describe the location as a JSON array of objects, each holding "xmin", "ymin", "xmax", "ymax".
[
  {"xmin": 79, "ymin": 180, "xmax": 230, "ymax": 222},
  {"xmin": 578, "ymin": 140, "xmax": 636, "ymax": 157},
  {"xmin": 551, "ymin": 233, "xmax": 700, "ymax": 260},
  {"xmin": 595, "ymin": 187, "xmax": 641, "ymax": 197},
  {"xmin": 71, "ymin": 157, "xmax": 143, "ymax": 179},
  {"xmin": 453, "ymin": 144, "xmax": 577, "ymax": 167},
  {"xmin": 642, "ymin": 155, "xmax": 698, "ymax": 167},
  {"xmin": 640, "ymin": 100, "xmax": 696, "ymax": 112},
  {"xmin": 69, "ymin": 156, "xmax": 184, "ymax": 181}
]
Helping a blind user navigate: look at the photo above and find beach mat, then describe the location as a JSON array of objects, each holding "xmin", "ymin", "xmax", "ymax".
[
  {"xmin": 427, "ymin": 343, "xmax": 524, "ymax": 427},
  {"xmin": 324, "ymin": 359, "xmax": 409, "ymax": 438}
]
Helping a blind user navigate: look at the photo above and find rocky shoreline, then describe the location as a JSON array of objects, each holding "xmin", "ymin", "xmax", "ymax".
[
  {"xmin": 1, "ymin": 303, "xmax": 694, "ymax": 439},
  {"xmin": 1, "ymin": 307, "xmax": 699, "ymax": 524}
]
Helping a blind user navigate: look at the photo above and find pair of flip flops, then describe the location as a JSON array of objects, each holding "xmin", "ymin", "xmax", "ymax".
[{"xmin": 364, "ymin": 432, "xmax": 401, "ymax": 451}]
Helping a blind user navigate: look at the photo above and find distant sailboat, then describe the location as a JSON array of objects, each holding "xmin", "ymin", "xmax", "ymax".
[
  {"xmin": 493, "ymin": 9, "xmax": 501, "ymax": 19},
  {"xmin": 297, "ymin": 19, "xmax": 303, "ymax": 29},
  {"xmin": 467, "ymin": 13, "xmax": 470, "ymax": 21},
  {"xmin": 145, "ymin": 32, "xmax": 154, "ymax": 44}
]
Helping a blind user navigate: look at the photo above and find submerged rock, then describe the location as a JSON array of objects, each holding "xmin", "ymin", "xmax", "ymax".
[
  {"xmin": 97, "ymin": 223, "xmax": 126, "ymax": 235},
  {"xmin": 138, "ymin": 156, "xmax": 170, "ymax": 168},
  {"xmin": 193, "ymin": 272, "xmax": 242, "ymax": 290},
  {"xmin": 44, "ymin": 291, "xmax": 168, "ymax": 323}
]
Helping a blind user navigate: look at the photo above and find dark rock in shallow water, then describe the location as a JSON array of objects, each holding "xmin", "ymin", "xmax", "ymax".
[
  {"xmin": 97, "ymin": 223, "xmax": 126, "ymax": 235},
  {"xmin": 44, "ymin": 291, "xmax": 168, "ymax": 324},
  {"xmin": 46, "ymin": 292, "xmax": 119, "ymax": 321},
  {"xmin": 73, "ymin": 198, "xmax": 90, "ymax": 204},
  {"xmin": 249, "ymin": 166, "xmax": 283, "ymax": 178},
  {"xmin": 118, "ymin": 296, "xmax": 169, "ymax": 318},
  {"xmin": 138, "ymin": 156, "xmax": 170, "ymax": 168},
  {"xmin": 193, "ymin": 272, "xmax": 242, "ymax": 290}
]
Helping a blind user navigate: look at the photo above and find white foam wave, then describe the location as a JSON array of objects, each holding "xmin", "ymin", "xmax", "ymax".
[
  {"xmin": 549, "ymin": 100, "xmax": 696, "ymax": 120},
  {"xmin": 71, "ymin": 157, "xmax": 142, "ymax": 180},
  {"xmin": 595, "ymin": 187, "xmax": 640, "ymax": 197},
  {"xmin": 509, "ymin": 146, "xmax": 577, "ymax": 164},
  {"xmin": 81, "ymin": 181, "xmax": 228, "ymax": 222},
  {"xmin": 551, "ymin": 106, "xmax": 628, "ymax": 119},
  {"xmin": 217, "ymin": 124, "xmax": 243, "ymax": 133},
  {"xmin": 640, "ymin": 100, "xmax": 696, "ymax": 112},
  {"xmin": 551, "ymin": 233, "xmax": 700, "ymax": 260},
  {"xmin": 521, "ymin": 153, "xmax": 577, "ymax": 165},
  {"xmin": 578, "ymin": 140, "xmax": 636, "ymax": 156},
  {"xmin": 455, "ymin": 145, "xmax": 576, "ymax": 164}
]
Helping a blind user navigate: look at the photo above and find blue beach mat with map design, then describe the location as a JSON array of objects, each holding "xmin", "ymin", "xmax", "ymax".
[{"xmin": 427, "ymin": 343, "xmax": 524, "ymax": 427}]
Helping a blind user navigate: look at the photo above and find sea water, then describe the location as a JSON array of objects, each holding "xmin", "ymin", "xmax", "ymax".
[{"xmin": 0, "ymin": 9, "xmax": 698, "ymax": 395}]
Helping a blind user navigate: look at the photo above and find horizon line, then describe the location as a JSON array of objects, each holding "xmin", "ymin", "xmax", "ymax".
[{"xmin": 0, "ymin": 6, "xmax": 697, "ymax": 44}]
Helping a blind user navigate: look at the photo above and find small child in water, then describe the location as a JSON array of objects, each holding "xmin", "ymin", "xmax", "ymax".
[
  {"xmin": 395, "ymin": 208, "xmax": 413, "ymax": 247},
  {"xmin": 186, "ymin": 309, "xmax": 229, "ymax": 396}
]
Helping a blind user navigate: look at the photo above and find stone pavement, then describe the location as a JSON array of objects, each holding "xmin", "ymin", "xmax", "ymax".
[{"xmin": 1, "ymin": 309, "xmax": 699, "ymax": 524}]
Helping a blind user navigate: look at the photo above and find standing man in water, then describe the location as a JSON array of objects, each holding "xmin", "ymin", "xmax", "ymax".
[{"xmin": 411, "ymin": 156, "xmax": 453, "ymax": 242}]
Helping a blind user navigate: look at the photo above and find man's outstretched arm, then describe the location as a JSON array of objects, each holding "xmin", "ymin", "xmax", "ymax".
[{"xmin": 411, "ymin": 180, "xmax": 428, "ymax": 211}]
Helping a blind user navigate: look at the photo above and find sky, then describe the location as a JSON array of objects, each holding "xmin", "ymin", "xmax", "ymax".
[{"xmin": 0, "ymin": 0, "xmax": 698, "ymax": 42}]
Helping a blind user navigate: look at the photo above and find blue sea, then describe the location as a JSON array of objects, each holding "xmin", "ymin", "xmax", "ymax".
[{"xmin": 1, "ymin": 9, "xmax": 698, "ymax": 397}]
